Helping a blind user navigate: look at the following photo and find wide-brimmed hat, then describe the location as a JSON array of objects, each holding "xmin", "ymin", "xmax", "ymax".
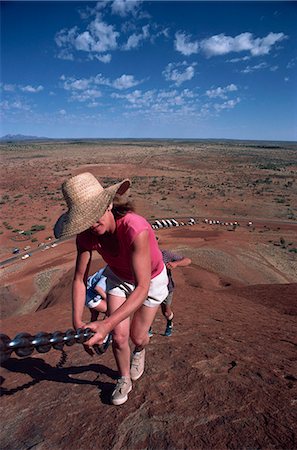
[{"xmin": 54, "ymin": 172, "xmax": 131, "ymax": 238}]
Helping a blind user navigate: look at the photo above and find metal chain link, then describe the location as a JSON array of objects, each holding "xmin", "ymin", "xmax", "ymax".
[{"xmin": 0, "ymin": 328, "xmax": 111, "ymax": 363}]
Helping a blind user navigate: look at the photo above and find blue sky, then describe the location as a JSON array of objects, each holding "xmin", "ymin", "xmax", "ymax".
[{"xmin": 1, "ymin": 1, "xmax": 296, "ymax": 140}]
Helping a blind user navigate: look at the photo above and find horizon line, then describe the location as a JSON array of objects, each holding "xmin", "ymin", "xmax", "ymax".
[{"xmin": 1, "ymin": 135, "xmax": 297, "ymax": 144}]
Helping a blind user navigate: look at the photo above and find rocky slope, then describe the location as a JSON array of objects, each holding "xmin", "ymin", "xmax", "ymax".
[{"xmin": 1, "ymin": 227, "xmax": 296, "ymax": 450}]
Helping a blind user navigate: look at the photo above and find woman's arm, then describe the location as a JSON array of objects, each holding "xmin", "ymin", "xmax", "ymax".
[
  {"xmin": 166, "ymin": 256, "xmax": 191, "ymax": 270},
  {"xmin": 85, "ymin": 230, "xmax": 151, "ymax": 345},
  {"xmin": 72, "ymin": 248, "xmax": 92, "ymax": 329}
]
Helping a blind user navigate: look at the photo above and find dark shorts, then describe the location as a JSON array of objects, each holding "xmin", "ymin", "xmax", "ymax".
[{"xmin": 162, "ymin": 291, "xmax": 173, "ymax": 306}]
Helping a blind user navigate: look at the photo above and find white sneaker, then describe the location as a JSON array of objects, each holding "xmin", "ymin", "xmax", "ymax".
[
  {"xmin": 130, "ymin": 348, "xmax": 145, "ymax": 381},
  {"xmin": 111, "ymin": 377, "xmax": 132, "ymax": 406}
]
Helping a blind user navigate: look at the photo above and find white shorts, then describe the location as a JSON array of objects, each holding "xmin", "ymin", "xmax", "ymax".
[{"xmin": 105, "ymin": 265, "xmax": 169, "ymax": 308}]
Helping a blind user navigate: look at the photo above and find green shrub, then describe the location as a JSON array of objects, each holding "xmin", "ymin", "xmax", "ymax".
[{"xmin": 30, "ymin": 224, "xmax": 45, "ymax": 232}]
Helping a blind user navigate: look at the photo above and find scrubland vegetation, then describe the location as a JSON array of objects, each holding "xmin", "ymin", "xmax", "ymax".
[{"xmin": 0, "ymin": 139, "xmax": 296, "ymax": 258}]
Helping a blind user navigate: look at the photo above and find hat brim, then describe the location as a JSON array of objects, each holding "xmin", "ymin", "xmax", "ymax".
[{"xmin": 54, "ymin": 179, "xmax": 130, "ymax": 239}]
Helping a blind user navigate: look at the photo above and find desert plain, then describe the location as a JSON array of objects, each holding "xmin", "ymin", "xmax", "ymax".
[{"xmin": 0, "ymin": 139, "xmax": 297, "ymax": 449}]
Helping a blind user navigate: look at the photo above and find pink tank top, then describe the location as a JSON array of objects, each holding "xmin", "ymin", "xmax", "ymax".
[{"xmin": 76, "ymin": 212, "xmax": 163, "ymax": 282}]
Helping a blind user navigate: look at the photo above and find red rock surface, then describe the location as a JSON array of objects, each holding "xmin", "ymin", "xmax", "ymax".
[
  {"xmin": 1, "ymin": 226, "xmax": 297, "ymax": 450},
  {"xmin": 1, "ymin": 141, "xmax": 296, "ymax": 449}
]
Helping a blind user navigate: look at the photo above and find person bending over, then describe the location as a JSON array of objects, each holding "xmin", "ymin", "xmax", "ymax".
[{"xmin": 149, "ymin": 249, "xmax": 191, "ymax": 337}]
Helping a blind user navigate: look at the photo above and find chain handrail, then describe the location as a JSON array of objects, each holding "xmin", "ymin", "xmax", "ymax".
[{"xmin": 0, "ymin": 328, "xmax": 111, "ymax": 364}]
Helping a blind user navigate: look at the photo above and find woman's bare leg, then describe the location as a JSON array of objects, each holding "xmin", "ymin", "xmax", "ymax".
[
  {"xmin": 108, "ymin": 294, "xmax": 131, "ymax": 378},
  {"xmin": 129, "ymin": 305, "xmax": 159, "ymax": 381},
  {"xmin": 130, "ymin": 304, "xmax": 159, "ymax": 350}
]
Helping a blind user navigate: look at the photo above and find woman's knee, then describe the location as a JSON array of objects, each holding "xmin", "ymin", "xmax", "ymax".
[
  {"xmin": 130, "ymin": 305, "xmax": 158, "ymax": 346},
  {"xmin": 130, "ymin": 328, "xmax": 148, "ymax": 347},
  {"xmin": 112, "ymin": 330, "xmax": 129, "ymax": 349}
]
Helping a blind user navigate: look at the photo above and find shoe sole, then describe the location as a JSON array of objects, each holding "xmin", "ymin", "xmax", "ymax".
[{"xmin": 111, "ymin": 385, "xmax": 132, "ymax": 406}]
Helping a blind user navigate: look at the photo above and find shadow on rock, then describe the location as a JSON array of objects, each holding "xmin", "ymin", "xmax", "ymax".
[{"xmin": 0, "ymin": 355, "xmax": 117, "ymax": 404}]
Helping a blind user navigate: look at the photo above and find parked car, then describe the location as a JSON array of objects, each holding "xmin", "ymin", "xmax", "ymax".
[
  {"xmin": 154, "ymin": 220, "xmax": 163, "ymax": 228},
  {"xmin": 12, "ymin": 248, "xmax": 20, "ymax": 254},
  {"xmin": 171, "ymin": 219, "xmax": 179, "ymax": 227}
]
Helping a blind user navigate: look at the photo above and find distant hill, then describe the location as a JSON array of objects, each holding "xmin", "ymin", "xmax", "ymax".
[{"xmin": 0, "ymin": 134, "xmax": 49, "ymax": 142}]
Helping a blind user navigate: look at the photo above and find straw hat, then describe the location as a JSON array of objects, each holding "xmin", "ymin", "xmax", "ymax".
[{"xmin": 54, "ymin": 172, "xmax": 131, "ymax": 238}]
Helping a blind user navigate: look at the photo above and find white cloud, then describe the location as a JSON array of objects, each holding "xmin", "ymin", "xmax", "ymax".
[
  {"xmin": 287, "ymin": 58, "xmax": 296, "ymax": 69},
  {"xmin": 94, "ymin": 73, "xmax": 142, "ymax": 89},
  {"xmin": 156, "ymin": 27, "xmax": 170, "ymax": 40},
  {"xmin": 20, "ymin": 85, "xmax": 44, "ymax": 93},
  {"xmin": 227, "ymin": 56, "xmax": 251, "ymax": 63},
  {"xmin": 55, "ymin": 26, "xmax": 77, "ymax": 60},
  {"xmin": 241, "ymin": 62, "xmax": 268, "ymax": 73},
  {"xmin": 200, "ymin": 32, "xmax": 286, "ymax": 57},
  {"xmin": 55, "ymin": 19, "xmax": 119, "ymax": 60},
  {"xmin": 150, "ymin": 89, "xmax": 197, "ymax": 115},
  {"xmin": 94, "ymin": 53, "xmax": 112, "ymax": 63},
  {"xmin": 61, "ymin": 73, "xmax": 143, "ymax": 105},
  {"xmin": 214, "ymin": 97, "xmax": 241, "ymax": 112},
  {"xmin": 0, "ymin": 99, "xmax": 31, "ymax": 111},
  {"xmin": 75, "ymin": 31, "xmax": 94, "ymax": 51},
  {"xmin": 111, "ymin": 88, "xmax": 198, "ymax": 115},
  {"xmin": 62, "ymin": 77, "xmax": 91, "ymax": 91},
  {"xmin": 201, "ymin": 33, "xmax": 252, "ymax": 56},
  {"xmin": 57, "ymin": 49, "xmax": 74, "ymax": 61},
  {"xmin": 55, "ymin": 26, "xmax": 78, "ymax": 48},
  {"xmin": 93, "ymin": 74, "xmax": 112, "ymax": 87},
  {"xmin": 59, "ymin": 109, "xmax": 66, "ymax": 115},
  {"xmin": 112, "ymin": 74, "xmax": 140, "ymax": 90},
  {"xmin": 112, "ymin": 89, "xmax": 155, "ymax": 107},
  {"xmin": 87, "ymin": 102, "xmax": 99, "ymax": 108},
  {"xmin": 202, "ymin": 84, "xmax": 240, "ymax": 116},
  {"xmin": 111, "ymin": 0, "xmax": 143, "ymax": 17},
  {"xmin": 70, "ymin": 89, "xmax": 102, "ymax": 102},
  {"xmin": 163, "ymin": 61, "xmax": 196, "ymax": 86},
  {"xmin": 87, "ymin": 19, "xmax": 119, "ymax": 52},
  {"xmin": 250, "ymin": 32, "xmax": 286, "ymax": 56},
  {"xmin": 206, "ymin": 84, "xmax": 237, "ymax": 99},
  {"xmin": 284, "ymin": 77, "xmax": 289, "ymax": 82},
  {"xmin": 123, "ymin": 33, "xmax": 142, "ymax": 50},
  {"xmin": 174, "ymin": 32, "xmax": 199, "ymax": 56},
  {"xmin": 1, "ymin": 83, "xmax": 44, "ymax": 94},
  {"xmin": 174, "ymin": 31, "xmax": 286, "ymax": 58},
  {"xmin": 1, "ymin": 84, "xmax": 16, "ymax": 92},
  {"xmin": 123, "ymin": 25, "xmax": 150, "ymax": 50}
]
